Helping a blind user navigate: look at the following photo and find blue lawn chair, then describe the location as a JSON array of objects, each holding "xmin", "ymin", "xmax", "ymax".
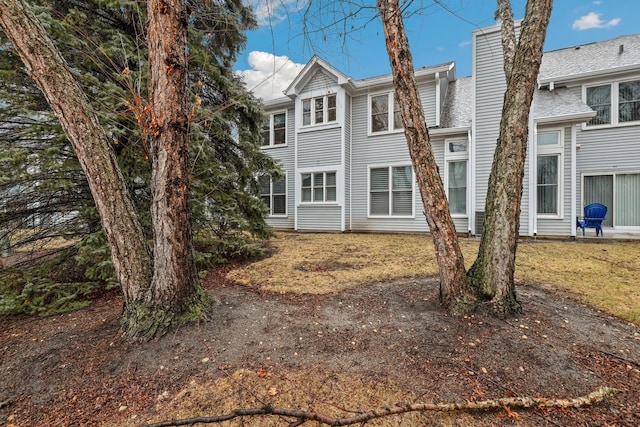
[{"xmin": 576, "ymin": 203, "xmax": 607, "ymax": 237}]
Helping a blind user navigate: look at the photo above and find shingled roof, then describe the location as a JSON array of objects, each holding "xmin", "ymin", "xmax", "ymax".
[{"xmin": 539, "ymin": 34, "xmax": 640, "ymax": 84}]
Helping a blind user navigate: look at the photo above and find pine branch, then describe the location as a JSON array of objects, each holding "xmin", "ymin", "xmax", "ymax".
[{"xmin": 146, "ymin": 386, "xmax": 617, "ymax": 427}]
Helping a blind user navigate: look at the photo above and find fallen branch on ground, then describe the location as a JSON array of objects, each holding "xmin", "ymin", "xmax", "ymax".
[{"xmin": 146, "ymin": 386, "xmax": 617, "ymax": 427}]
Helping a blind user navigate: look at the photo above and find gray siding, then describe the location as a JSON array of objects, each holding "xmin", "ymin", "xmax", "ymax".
[
  {"xmin": 306, "ymin": 70, "xmax": 338, "ymax": 92},
  {"xmin": 419, "ymin": 82, "xmax": 438, "ymax": 126},
  {"xmin": 297, "ymin": 205, "xmax": 342, "ymax": 231},
  {"xmin": 298, "ymin": 127, "xmax": 342, "ymax": 169},
  {"xmin": 264, "ymin": 106, "xmax": 295, "ymax": 229},
  {"xmin": 535, "ymin": 125, "xmax": 573, "ymax": 236},
  {"xmin": 473, "ymin": 27, "xmax": 507, "ymax": 217},
  {"xmin": 345, "ymin": 95, "xmax": 352, "ymax": 230}
]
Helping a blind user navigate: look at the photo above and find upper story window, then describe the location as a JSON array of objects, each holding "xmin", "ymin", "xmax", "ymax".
[
  {"xmin": 302, "ymin": 94, "xmax": 337, "ymax": 126},
  {"xmin": 370, "ymin": 92, "xmax": 402, "ymax": 134},
  {"xmin": 444, "ymin": 140, "xmax": 469, "ymax": 216},
  {"xmin": 301, "ymin": 171, "xmax": 336, "ymax": 203},
  {"xmin": 261, "ymin": 112, "xmax": 286, "ymax": 147},
  {"xmin": 585, "ymin": 79, "xmax": 640, "ymax": 127}
]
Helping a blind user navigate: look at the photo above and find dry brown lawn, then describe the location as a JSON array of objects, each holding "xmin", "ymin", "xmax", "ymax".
[{"xmin": 228, "ymin": 232, "xmax": 640, "ymax": 325}]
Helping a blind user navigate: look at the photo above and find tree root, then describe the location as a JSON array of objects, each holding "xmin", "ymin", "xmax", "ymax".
[{"xmin": 146, "ymin": 386, "xmax": 617, "ymax": 427}]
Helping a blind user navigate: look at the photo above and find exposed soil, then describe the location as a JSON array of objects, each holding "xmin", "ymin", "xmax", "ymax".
[{"xmin": 1, "ymin": 267, "xmax": 639, "ymax": 426}]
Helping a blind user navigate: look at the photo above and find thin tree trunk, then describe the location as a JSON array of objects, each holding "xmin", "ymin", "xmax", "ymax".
[
  {"xmin": 377, "ymin": 0, "xmax": 474, "ymax": 313},
  {"xmin": 119, "ymin": 0, "xmax": 206, "ymax": 338},
  {"xmin": 468, "ymin": 0, "xmax": 553, "ymax": 317},
  {"xmin": 0, "ymin": 0, "xmax": 153, "ymax": 303}
]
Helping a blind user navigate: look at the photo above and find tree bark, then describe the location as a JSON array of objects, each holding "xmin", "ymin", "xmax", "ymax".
[
  {"xmin": 118, "ymin": 0, "xmax": 206, "ymax": 339},
  {"xmin": 377, "ymin": 0, "xmax": 474, "ymax": 314},
  {"xmin": 468, "ymin": 0, "xmax": 553, "ymax": 317},
  {"xmin": 0, "ymin": 0, "xmax": 153, "ymax": 303}
]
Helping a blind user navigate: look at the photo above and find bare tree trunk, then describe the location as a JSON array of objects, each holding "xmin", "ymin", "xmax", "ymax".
[
  {"xmin": 377, "ymin": 0, "xmax": 474, "ymax": 314},
  {"xmin": 468, "ymin": 0, "xmax": 553, "ymax": 317},
  {"xmin": 0, "ymin": 0, "xmax": 153, "ymax": 304},
  {"xmin": 0, "ymin": 0, "xmax": 207, "ymax": 340},
  {"xmin": 120, "ymin": 0, "xmax": 206, "ymax": 338}
]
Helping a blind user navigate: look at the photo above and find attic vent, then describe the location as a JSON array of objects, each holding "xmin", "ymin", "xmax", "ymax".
[
  {"xmin": 475, "ymin": 211, "xmax": 485, "ymax": 236},
  {"xmin": 619, "ymin": 44, "xmax": 624, "ymax": 54}
]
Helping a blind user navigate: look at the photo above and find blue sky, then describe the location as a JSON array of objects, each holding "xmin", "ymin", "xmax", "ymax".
[{"xmin": 236, "ymin": 1, "xmax": 635, "ymax": 100}]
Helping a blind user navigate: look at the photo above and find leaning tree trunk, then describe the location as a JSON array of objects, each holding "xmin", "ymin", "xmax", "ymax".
[
  {"xmin": 119, "ymin": 0, "xmax": 207, "ymax": 339},
  {"xmin": 377, "ymin": 0, "xmax": 475, "ymax": 314},
  {"xmin": 0, "ymin": 0, "xmax": 153, "ymax": 305},
  {"xmin": 467, "ymin": 0, "xmax": 553, "ymax": 317}
]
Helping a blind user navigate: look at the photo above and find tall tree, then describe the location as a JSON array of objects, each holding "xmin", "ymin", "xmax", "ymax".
[
  {"xmin": 467, "ymin": 0, "xmax": 553, "ymax": 316},
  {"xmin": 0, "ymin": 0, "xmax": 155, "ymax": 320},
  {"xmin": 376, "ymin": 0, "xmax": 475, "ymax": 314},
  {"xmin": 0, "ymin": 0, "xmax": 209, "ymax": 339}
]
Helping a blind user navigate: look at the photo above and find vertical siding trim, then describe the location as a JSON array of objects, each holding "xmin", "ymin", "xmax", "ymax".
[
  {"xmin": 294, "ymin": 98, "xmax": 300, "ymax": 231},
  {"xmin": 340, "ymin": 91, "xmax": 346, "ymax": 231},
  {"xmin": 470, "ymin": 31, "xmax": 478, "ymax": 234},
  {"xmin": 570, "ymin": 124, "xmax": 577, "ymax": 237}
]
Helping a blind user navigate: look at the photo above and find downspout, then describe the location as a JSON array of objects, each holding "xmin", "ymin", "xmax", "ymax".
[
  {"xmin": 529, "ymin": 116, "xmax": 537, "ymax": 237},
  {"xmin": 294, "ymin": 101, "xmax": 299, "ymax": 231},
  {"xmin": 570, "ymin": 124, "xmax": 577, "ymax": 237},
  {"xmin": 435, "ymin": 72, "xmax": 441, "ymax": 127},
  {"xmin": 467, "ymin": 127, "xmax": 473, "ymax": 235}
]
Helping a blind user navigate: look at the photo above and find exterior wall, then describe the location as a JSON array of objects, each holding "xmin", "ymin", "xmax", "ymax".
[
  {"xmin": 297, "ymin": 205, "xmax": 342, "ymax": 231},
  {"xmin": 534, "ymin": 125, "xmax": 574, "ymax": 236},
  {"xmin": 572, "ymin": 79, "xmax": 640, "ymax": 230},
  {"xmin": 345, "ymin": 95, "xmax": 352, "ymax": 230},
  {"xmin": 349, "ymin": 91, "xmax": 427, "ymax": 232},
  {"xmin": 263, "ymin": 106, "xmax": 296, "ymax": 229},
  {"xmin": 295, "ymin": 67, "xmax": 345, "ymax": 231},
  {"xmin": 472, "ymin": 25, "xmax": 507, "ymax": 233}
]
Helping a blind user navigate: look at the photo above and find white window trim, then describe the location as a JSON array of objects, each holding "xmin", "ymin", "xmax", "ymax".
[
  {"xmin": 536, "ymin": 129, "xmax": 564, "ymax": 219},
  {"xmin": 367, "ymin": 163, "xmax": 415, "ymax": 218},
  {"xmin": 444, "ymin": 139, "xmax": 469, "ymax": 218},
  {"xmin": 299, "ymin": 170, "xmax": 338, "ymax": 205},
  {"xmin": 582, "ymin": 78, "xmax": 640, "ymax": 130},
  {"xmin": 261, "ymin": 111, "xmax": 288, "ymax": 148},
  {"xmin": 581, "ymin": 170, "xmax": 640, "ymax": 230},
  {"xmin": 368, "ymin": 91, "xmax": 403, "ymax": 136},
  {"xmin": 300, "ymin": 94, "xmax": 338, "ymax": 128},
  {"xmin": 261, "ymin": 173, "xmax": 288, "ymax": 218}
]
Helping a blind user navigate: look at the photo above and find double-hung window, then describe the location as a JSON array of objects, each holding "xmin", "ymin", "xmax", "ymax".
[
  {"xmin": 301, "ymin": 172, "xmax": 336, "ymax": 203},
  {"xmin": 585, "ymin": 79, "xmax": 640, "ymax": 127},
  {"xmin": 444, "ymin": 140, "xmax": 468, "ymax": 216},
  {"xmin": 370, "ymin": 92, "xmax": 402, "ymax": 134},
  {"xmin": 536, "ymin": 130, "xmax": 563, "ymax": 217},
  {"xmin": 302, "ymin": 94, "xmax": 337, "ymax": 126},
  {"xmin": 369, "ymin": 165, "xmax": 413, "ymax": 216},
  {"xmin": 261, "ymin": 112, "xmax": 286, "ymax": 146},
  {"xmin": 259, "ymin": 175, "xmax": 287, "ymax": 216}
]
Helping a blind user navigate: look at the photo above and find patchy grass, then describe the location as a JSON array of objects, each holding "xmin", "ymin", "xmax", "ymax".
[
  {"xmin": 227, "ymin": 232, "xmax": 640, "ymax": 325},
  {"xmin": 135, "ymin": 368, "xmax": 474, "ymax": 427}
]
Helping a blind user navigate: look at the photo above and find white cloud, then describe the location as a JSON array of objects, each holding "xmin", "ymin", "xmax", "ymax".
[
  {"xmin": 458, "ymin": 40, "xmax": 471, "ymax": 48},
  {"xmin": 572, "ymin": 12, "xmax": 620, "ymax": 30},
  {"xmin": 244, "ymin": 0, "xmax": 305, "ymax": 27},
  {"xmin": 236, "ymin": 51, "xmax": 304, "ymax": 101}
]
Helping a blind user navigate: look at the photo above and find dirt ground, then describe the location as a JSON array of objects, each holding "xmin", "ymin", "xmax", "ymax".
[{"xmin": 1, "ymin": 267, "xmax": 639, "ymax": 426}]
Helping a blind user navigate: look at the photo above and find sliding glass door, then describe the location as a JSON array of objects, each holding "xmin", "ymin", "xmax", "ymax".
[{"xmin": 584, "ymin": 173, "xmax": 640, "ymax": 227}]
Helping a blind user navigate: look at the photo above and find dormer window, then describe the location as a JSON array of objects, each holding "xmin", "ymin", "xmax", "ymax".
[{"xmin": 302, "ymin": 94, "xmax": 337, "ymax": 126}]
